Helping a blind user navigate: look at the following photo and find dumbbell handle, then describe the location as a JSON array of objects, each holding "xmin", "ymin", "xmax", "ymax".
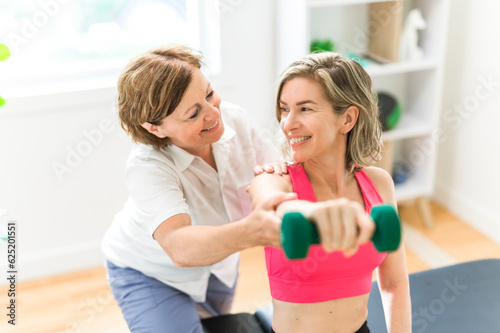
[{"xmin": 281, "ymin": 204, "xmax": 401, "ymax": 259}]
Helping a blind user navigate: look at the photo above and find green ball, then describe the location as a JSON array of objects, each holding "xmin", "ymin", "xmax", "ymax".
[
  {"xmin": 377, "ymin": 92, "xmax": 402, "ymax": 131},
  {"xmin": 310, "ymin": 39, "xmax": 334, "ymax": 53},
  {"xmin": 0, "ymin": 96, "xmax": 5, "ymax": 107},
  {"xmin": 0, "ymin": 43, "xmax": 10, "ymax": 62}
]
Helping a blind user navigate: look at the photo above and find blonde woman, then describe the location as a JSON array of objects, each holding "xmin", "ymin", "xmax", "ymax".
[
  {"xmin": 249, "ymin": 52, "xmax": 411, "ymax": 333},
  {"xmin": 102, "ymin": 45, "xmax": 292, "ymax": 332}
]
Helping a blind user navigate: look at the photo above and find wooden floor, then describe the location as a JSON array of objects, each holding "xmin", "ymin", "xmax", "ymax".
[{"xmin": 2, "ymin": 201, "xmax": 500, "ymax": 333}]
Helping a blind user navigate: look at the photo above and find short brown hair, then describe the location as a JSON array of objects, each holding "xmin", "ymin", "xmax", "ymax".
[
  {"xmin": 276, "ymin": 52, "xmax": 382, "ymax": 172},
  {"xmin": 117, "ymin": 45, "xmax": 203, "ymax": 149}
]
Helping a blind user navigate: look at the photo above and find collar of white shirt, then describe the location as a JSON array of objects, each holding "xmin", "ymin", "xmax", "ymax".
[{"xmin": 163, "ymin": 122, "xmax": 236, "ymax": 172}]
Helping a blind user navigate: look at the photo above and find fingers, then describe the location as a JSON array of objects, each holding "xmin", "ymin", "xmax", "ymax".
[
  {"xmin": 263, "ymin": 164, "xmax": 274, "ymax": 173},
  {"xmin": 250, "ymin": 192, "xmax": 299, "ymax": 247},
  {"xmin": 329, "ymin": 203, "xmax": 342, "ymax": 251},
  {"xmin": 340, "ymin": 202, "xmax": 356, "ymax": 250},
  {"xmin": 253, "ymin": 164, "xmax": 273, "ymax": 175},
  {"xmin": 248, "ymin": 208, "xmax": 282, "ymax": 247},
  {"xmin": 280, "ymin": 162, "xmax": 289, "ymax": 174},
  {"xmin": 313, "ymin": 200, "xmax": 342, "ymax": 252},
  {"xmin": 253, "ymin": 165, "xmax": 265, "ymax": 175},
  {"xmin": 265, "ymin": 212, "xmax": 282, "ymax": 248},
  {"xmin": 356, "ymin": 206, "xmax": 375, "ymax": 245},
  {"xmin": 313, "ymin": 202, "xmax": 333, "ymax": 251},
  {"xmin": 312, "ymin": 199, "xmax": 371, "ymax": 255},
  {"xmin": 342, "ymin": 244, "xmax": 359, "ymax": 257},
  {"xmin": 253, "ymin": 162, "xmax": 288, "ymax": 176},
  {"xmin": 266, "ymin": 192, "xmax": 298, "ymax": 211},
  {"xmin": 330, "ymin": 200, "xmax": 349, "ymax": 252},
  {"xmin": 342, "ymin": 202, "xmax": 366, "ymax": 257}
]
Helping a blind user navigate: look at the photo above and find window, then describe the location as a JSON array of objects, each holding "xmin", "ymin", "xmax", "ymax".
[{"xmin": 0, "ymin": 0, "xmax": 221, "ymax": 97}]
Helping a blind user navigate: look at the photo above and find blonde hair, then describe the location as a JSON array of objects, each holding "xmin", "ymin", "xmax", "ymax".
[
  {"xmin": 117, "ymin": 45, "xmax": 203, "ymax": 149},
  {"xmin": 275, "ymin": 52, "xmax": 382, "ymax": 172}
]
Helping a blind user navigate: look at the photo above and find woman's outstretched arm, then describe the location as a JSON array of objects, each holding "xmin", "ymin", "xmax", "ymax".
[
  {"xmin": 365, "ymin": 167, "xmax": 412, "ymax": 332},
  {"xmin": 153, "ymin": 189, "xmax": 296, "ymax": 267},
  {"xmin": 249, "ymin": 172, "xmax": 374, "ymax": 255}
]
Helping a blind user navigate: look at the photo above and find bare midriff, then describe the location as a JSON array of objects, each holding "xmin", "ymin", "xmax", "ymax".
[{"xmin": 271, "ymin": 293, "xmax": 369, "ymax": 333}]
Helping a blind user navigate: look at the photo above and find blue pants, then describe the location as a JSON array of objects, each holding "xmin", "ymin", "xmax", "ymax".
[{"xmin": 105, "ymin": 260, "xmax": 236, "ymax": 333}]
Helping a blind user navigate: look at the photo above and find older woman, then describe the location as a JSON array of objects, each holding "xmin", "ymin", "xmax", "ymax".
[
  {"xmin": 101, "ymin": 45, "xmax": 293, "ymax": 332},
  {"xmin": 249, "ymin": 52, "xmax": 411, "ymax": 333}
]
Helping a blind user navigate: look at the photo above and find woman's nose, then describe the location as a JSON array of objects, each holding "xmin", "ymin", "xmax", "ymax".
[
  {"xmin": 282, "ymin": 111, "xmax": 299, "ymax": 133},
  {"xmin": 205, "ymin": 102, "xmax": 220, "ymax": 119}
]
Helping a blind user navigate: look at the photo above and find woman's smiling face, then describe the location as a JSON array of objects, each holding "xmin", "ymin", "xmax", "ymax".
[
  {"xmin": 157, "ymin": 68, "xmax": 224, "ymax": 156},
  {"xmin": 279, "ymin": 77, "xmax": 344, "ymax": 163}
]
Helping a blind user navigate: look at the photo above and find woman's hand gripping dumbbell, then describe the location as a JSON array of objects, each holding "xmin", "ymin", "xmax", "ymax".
[{"xmin": 280, "ymin": 200, "xmax": 401, "ymax": 260}]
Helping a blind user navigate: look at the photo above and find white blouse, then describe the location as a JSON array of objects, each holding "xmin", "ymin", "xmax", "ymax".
[{"xmin": 101, "ymin": 102, "xmax": 277, "ymax": 302}]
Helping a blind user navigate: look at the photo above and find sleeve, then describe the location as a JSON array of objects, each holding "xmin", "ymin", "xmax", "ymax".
[{"xmin": 126, "ymin": 158, "xmax": 190, "ymax": 237}]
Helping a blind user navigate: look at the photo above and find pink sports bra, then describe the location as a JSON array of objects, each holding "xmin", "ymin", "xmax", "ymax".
[{"xmin": 265, "ymin": 163, "xmax": 387, "ymax": 303}]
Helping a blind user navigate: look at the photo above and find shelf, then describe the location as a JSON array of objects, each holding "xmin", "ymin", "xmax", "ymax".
[
  {"xmin": 381, "ymin": 113, "xmax": 432, "ymax": 142},
  {"xmin": 364, "ymin": 59, "xmax": 438, "ymax": 77},
  {"xmin": 308, "ymin": 0, "xmax": 400, "ymax": 8},
  {"xmin": 278, "ymin": 0, "xmax": 449, "ymax": 205}
]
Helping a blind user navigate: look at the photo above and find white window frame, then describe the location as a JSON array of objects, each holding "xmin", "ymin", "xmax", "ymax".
[{"xmin": 0, "ymin": 0, "xmax": 221, "ymax": 101}]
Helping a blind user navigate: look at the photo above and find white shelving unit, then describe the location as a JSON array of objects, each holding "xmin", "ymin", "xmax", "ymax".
[{"xmin": 276, "ymin": 0, "xmax": 450, "ymax": 226}]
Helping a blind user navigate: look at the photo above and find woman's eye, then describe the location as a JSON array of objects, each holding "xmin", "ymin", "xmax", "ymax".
[
  {"xmin": 301, "ymin": 107, "xmax": 311, "ymax": 111},
  {"xmin": 280, "ymin": 107, "xmax": 289, "ymax": 113},
  {"xmin": 207, "ymin": 91, "xmax": 214, "ymax": 99},
  {"xmin": 189, "ymin": 108, "xmax": 199, "ymax": 119}
]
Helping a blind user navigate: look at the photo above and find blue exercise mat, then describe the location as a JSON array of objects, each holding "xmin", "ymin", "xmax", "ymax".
[{"xmin": 367, "ymin": 259, "xmax": 500, "ymax": 332}]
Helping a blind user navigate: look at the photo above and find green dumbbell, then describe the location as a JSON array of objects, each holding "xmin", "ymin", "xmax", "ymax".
[{"xmin": 281, "ymin": 204, "xmax": 401, "ymax": 259}]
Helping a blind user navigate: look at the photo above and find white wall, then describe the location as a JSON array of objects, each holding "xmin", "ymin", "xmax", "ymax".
[
  {"xmin": 0, "ymin": 89, "xmax": 133, "ymax": 282},
  {"xmin": 435, "ymin": 0, "xmax": 500, "ymax": 243},
  {"xmin": 213, "ymin": 0, "xmax": 277, "ymax": 130},
  {"xmin": 0, "ymin": 0, "xmax": 277, "ymax": 282}
]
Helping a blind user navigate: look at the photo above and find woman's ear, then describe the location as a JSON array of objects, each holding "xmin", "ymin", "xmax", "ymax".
[
  {"xmin": 343, "ymin": 106, "xmax": 359, "ymax": 134},
  {"xmin": 141, "ymin": 122, "xmax": 162, "ymax": 138}
]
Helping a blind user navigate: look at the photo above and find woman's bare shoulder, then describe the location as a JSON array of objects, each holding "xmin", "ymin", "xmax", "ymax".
[
  {"xmin": 362, "ymin": 166, "xmax": 395, "ymax": 204},
  {"xmin": 251, "ymin": 172, "xmax": 293, "ymax": 192}
]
